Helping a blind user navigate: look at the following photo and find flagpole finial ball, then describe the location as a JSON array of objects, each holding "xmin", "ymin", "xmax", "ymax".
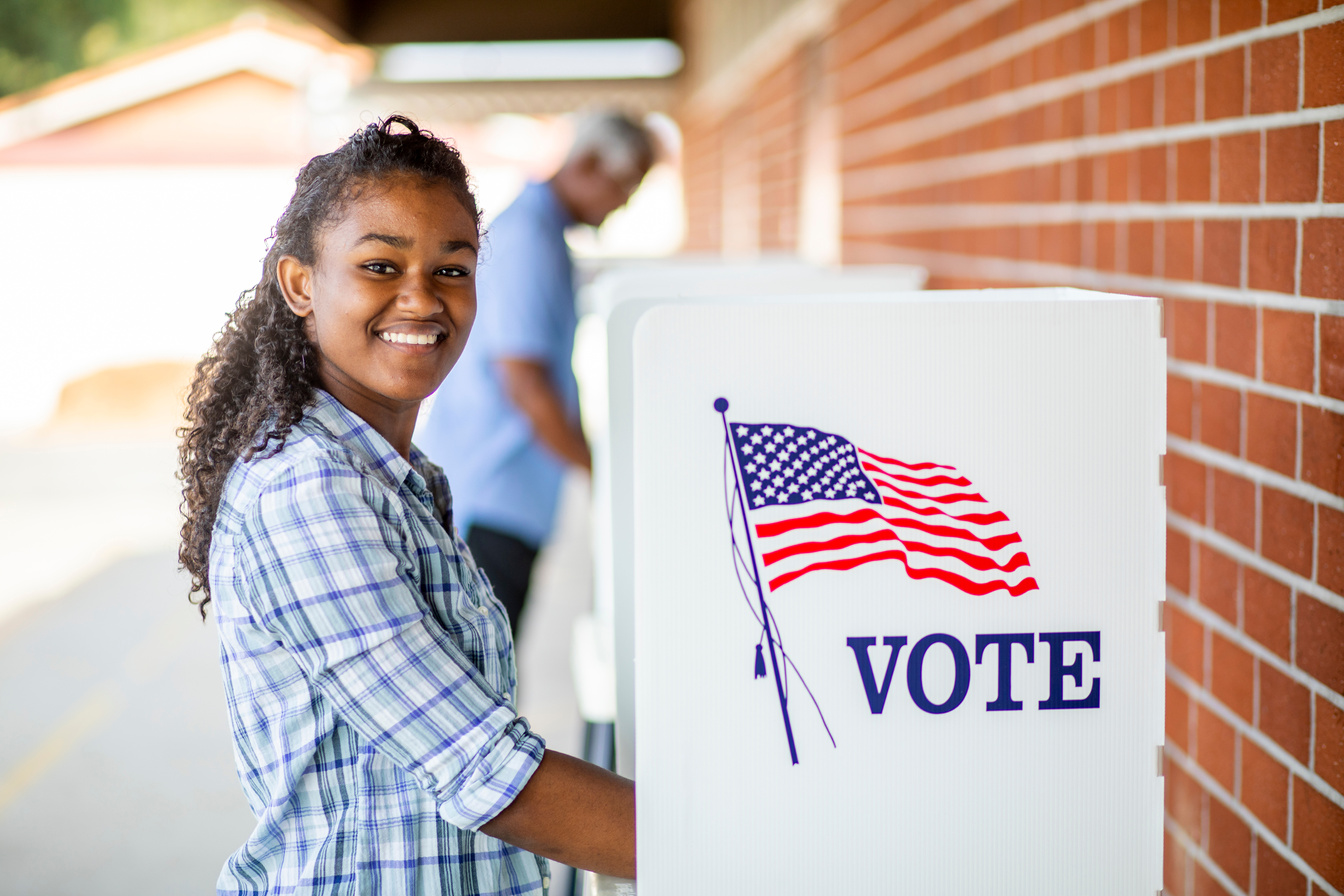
[{"xmin": 714, "ymin": 398, "xmax": 729, "ymax": 413}]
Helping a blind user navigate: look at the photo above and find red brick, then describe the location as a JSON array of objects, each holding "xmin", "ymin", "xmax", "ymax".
[
  {"xmin": 1139, "ymin": 0, "xmax": 1167, "ymax": 53},
  {"xmin": 1244, "ymin": 566, "xmax": 1293, "ymax": 660},
  {"xmin": 1247, "ymin": 220, "xmax": 1296, "ymax": 295},
  {"xmin": 1317, "ymin": 695, "xmax": 1344, "ymax": 794},
  {"xmin": 1322, "ymin": 316, "xmax": 1344, "ymax": 401},
  {"xmin": 1259, "ymin": 661, "xmax": 1312, "ymax": 762},
  {"xmin": 1266, "ymin": 126, "xmax": 1320, "ymax": 202},
  {"xmin": 1199, "ymin": 383, "xmax": 1242, "ymax": 456},
  {"xmin": 1139, "ymin": 145, "xmax": 1166, "ymax": 202},
  {"xmin": 1263, "ymin": 310, "xmax": 1314, "ymax": 390},
  {"xmin": 1220, "ymin": 2, "xmax": 1262, "ymax": 34},
  {"xmin": 1215, "ymin": 302, "xmax": 1256, "ymax": 377},
  {"xmin": 1095, "ymin": 220, "xmax": 1117, "ymax": 270},
  {"xmin": 1192, "ymin": 862, "xmax": 1231, "ymax": 896},
  {"xmin": 1170, "ymin": 375, "xmax": 1195, "ymax": 440},
  {"xmin": 1297, "ymin": 595, "xmax": 1344, "ymax": 695},
  {"xmin": 1169, "ymin": 602, "xmax": 1206, "ymax": 682},
  {"xmin": 1256, "ymin": 838, "xmax": 1308, "ymax": 896},
  {"xmin": 1212, "ymin": 469, "xmax": 1255, "ymax": 548},
  {"xmin": 1129, "ymin": 220, "xmax": 1155, "ymax": 276},
  {"xmin": 1212, "ymin": 632, "xmax": 1255, "ymax": 722},
  {"xmin": 1174, "ymin": 0, "xmax": 1210, "ymax": 44},
  {"xmin": 1262, "ymin": 487, "xmax": 1314, "ymax": 577},
  {"xmin": 1292, "ymin": 776, "xmax": 1344, "ymax": 890},
  {"xmin": 1322, "ymin": 506, "xmax": 1344, "ymax": 598},
  {"xmin": 1207, "ymin": 795, "xmax": 1252, "ymax": 890},
  {"xmin": 1167, "ymin": 219, "xmax": 1196, "ymax": 280},
  {"xmin": 1038, "ymin": 223, "xmax": 1080, "ymax": 267},
  {"xmin": 1246, "ymin": 393, "xmax": 1297, "ymax": 478},
  {"xmin": 1169, "ymin": 452, "xmax": 1208, "ymax": 523},
  {"xmin": 1168, "ymin": 679, "xmax": 1192, "ymax": 752},
  {"xmin": 1242, "ymin": 736, "xmax": 1290, "ymax": 837},
  {"xmin": 1303, "ymin": 218, "xmax": 1344, "ymax": 300},
  {"xmin": 1106, "ymin": 151, "xmax": 1129, "ymax": 201},
  {"xmin": 1171, "ymin": 298, "xmax": 1208, "ymax": 362},
  {"xmin": 1130, "ymin": 72, "xmax": 1156, "ymax": 129},
  {"xmin": 1303, "ymin": 406, "xmax": 1344, "ymax": 499},
  {"xmin": 1305, "ymin": 22, "xmax": 1344, "ymax": 109},
  {"xmin": 1200, "ymin": 541, "xmax": 1240, "ymax": 623},
  {"xmin": 1269, "ymin": 0, "xmax": 1318, "ymax": 22},
  {"xmin": 1170, "ymin": 524, "xmax": 1193, "ymax": 592},
  {"xmin": 1203, "ymin": 221, "xmax": 1242, "ymax": 288},
  {"xmin": 1167, "ymin": 758, "xmax": 1204, "ymax": 839},
  {"xmin": 1166, "ymin": 60, "xmax": 1197, "ymax": 124},
  {"xmin": 1251, "ymin": 36, "xmax": 1300, "ymax": 115},
  {"xmin": 1204, "ymin": 48, "xmax": 1245, "ymax": 120},
  {"xmin": 1217, "ymin": 132, "xmax": 1259, "ymax": 202},
  {"xmin": 1097, "ymin": 82, "xmax": 1120, "ymax": 133},
  {"xmin": 1326, "ymin": 120, "xmax": 1344, "ymax": 203},
  {"xmin": 1175, "ymin": 140, "xmax": 1210, "ymax": 201},
  {"xmin": 1165, "ymin": 827, "xmax": 1188, "ymax": 896}
]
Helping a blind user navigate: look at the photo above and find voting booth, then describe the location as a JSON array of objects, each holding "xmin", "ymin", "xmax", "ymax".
[
  {"xmin": 611, "ymin": 289, "xmax": 1164, "ymax": 894},
  {"xmin": 575, "ymin": 262, "xmax": 929, "ymax": 782}
]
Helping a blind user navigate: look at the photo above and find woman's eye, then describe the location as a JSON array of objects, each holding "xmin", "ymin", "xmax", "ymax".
[
  {"xmin": 437, "ymin": 266, "xmax": 470, "ymax": 278},
  {"xmin": 363, "ymin": 261, "xmax": 396, "ymax": 274}
]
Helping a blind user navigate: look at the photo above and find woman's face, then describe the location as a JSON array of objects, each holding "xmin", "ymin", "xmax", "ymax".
[{"xmin": 278, "ymin": 176, "xmax": 479, "ymax": 424}]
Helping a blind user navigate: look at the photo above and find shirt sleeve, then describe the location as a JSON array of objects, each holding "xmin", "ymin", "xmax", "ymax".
[
  {"xmin": 475, "ymin": 214, "xmax": 563, "ymax": 362},
  {"xmin": 235, "ymin": 455, "xmax": 544, "ymax": 831}
]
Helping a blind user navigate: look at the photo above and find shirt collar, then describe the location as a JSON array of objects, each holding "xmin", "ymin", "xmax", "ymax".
[{"xmin": 305, "ymin": 389, "xmax": 425, "ymax": 495}]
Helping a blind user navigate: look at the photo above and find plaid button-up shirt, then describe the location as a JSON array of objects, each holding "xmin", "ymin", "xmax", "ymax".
[{"xmin": 210, "ymin": 390, "xmax": 548, "ymax": 895}]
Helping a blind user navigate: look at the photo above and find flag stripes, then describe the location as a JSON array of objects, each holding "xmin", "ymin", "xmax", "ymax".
[{"xmin": 728, "ymin": 421, "xmax": 1038, "ymax": 596}]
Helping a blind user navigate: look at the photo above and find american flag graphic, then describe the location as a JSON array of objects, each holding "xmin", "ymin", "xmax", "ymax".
[{"xmin": 727, "ymin": 421, "xmax": 1039, "ymax": 596}]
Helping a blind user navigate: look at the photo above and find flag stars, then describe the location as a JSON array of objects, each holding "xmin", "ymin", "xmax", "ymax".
[{"xmin": 736, "ymin": 425, "xmax": 748, "ymax": 436}]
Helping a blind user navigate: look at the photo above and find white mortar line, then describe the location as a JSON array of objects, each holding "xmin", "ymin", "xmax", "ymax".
[
  {"xmin": 1167, "ymin": 434, "xmax": 1344, "ymax": 512},
  {"xmin": 1166, "ymin": 510, "xmax": 1344, "ymax": 616},
  {"xmin": 1167, "ymin": 588, "xmax": 1344, "ymax": 715},
  {"xmin": 1164, "ymin": 818, "xmax": 1249, "ymax": 896},
  {"xmin": 1167, "ymin": 667, "xmax": 1344, "ymax": 826},
  {"xmin": 845, "ymin": 0, "xmax": 1139, "ymax": 132},
  {"xmin": 1165, "ymin": 357, "xmax": 1344, "ymax": 416},
  {"xmin": 837, "ymin": 243, "xmax": 1344, "ymax": 315},
  {"xmin": 843, "ymin": 5, "xmax": 1344, "ymax": 164},
  {"xmin": 844, "ymin": 201, "xmax": 1344, "ymax": 233},
  {"xmin": 681, "ymin": 0, "xmax": 844, "ymax": 119},
  {"xmin": 839, "ymin": 0, "xmax": 1021, "ymax": 97},
  {"xmin": 1165, "ymin": 739, "xmax": 1344, "ymax": 896},
  {"xmin": 844, "ymin": 105, "xmax": 1344, "ymax": 199}
]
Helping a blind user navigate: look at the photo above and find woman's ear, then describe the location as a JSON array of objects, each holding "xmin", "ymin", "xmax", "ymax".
[{"xmin": 277, "ymin": 256, "xmax": 315, "ymax": 318}]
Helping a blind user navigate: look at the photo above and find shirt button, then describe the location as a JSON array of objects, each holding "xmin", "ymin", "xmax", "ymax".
[
  {"xmin": 542, "ymin": 877, "xmax": 550, "ymax": 889},
  {"xmin": 478, "ymin": 605, "xmax": 490, "ymax": 616},
  {"xmin": 501, "ymin": 692, "xmax": 511, "ymax": 702}
]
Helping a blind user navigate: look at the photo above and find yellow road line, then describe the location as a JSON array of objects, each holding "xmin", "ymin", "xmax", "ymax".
[{"xmin": 0, "ymin": 682, "xmax": 124, "ymax": 815}]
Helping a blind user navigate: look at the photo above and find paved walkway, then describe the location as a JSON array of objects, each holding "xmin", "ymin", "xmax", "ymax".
[{"xmin": 0, "ymin": 433, "xmax": 590, "ymax": 893}]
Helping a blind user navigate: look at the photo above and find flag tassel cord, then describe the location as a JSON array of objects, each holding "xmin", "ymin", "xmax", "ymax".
[{"xmin": 717, "ymin": 398, "xmax": 799, "ymax": 766}]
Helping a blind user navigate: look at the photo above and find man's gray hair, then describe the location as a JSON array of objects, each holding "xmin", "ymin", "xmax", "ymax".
[{"xmin": 567, "ymin": 111, "xmax": 657, "ymax": 177}]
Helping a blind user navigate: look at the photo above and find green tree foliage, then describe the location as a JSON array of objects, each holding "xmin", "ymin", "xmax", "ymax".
[{"xmin": 0, "ymin": 0, "xmax": 278, "ymax": 98}]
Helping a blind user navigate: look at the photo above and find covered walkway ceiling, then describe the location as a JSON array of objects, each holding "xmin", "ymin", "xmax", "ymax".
[{"xmin": 277, "ymin": 0, "xmax": 674, "ymax": 44}]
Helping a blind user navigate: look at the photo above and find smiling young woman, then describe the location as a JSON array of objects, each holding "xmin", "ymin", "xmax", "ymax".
[{"xmin": 179, "ymin": 117, "xmax": 634, "ymax": 896}]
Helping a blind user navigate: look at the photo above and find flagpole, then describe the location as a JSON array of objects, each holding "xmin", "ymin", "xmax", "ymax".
[{"xmin": 715, "ymin": 397, "xmax": 799, "ymax": 766}]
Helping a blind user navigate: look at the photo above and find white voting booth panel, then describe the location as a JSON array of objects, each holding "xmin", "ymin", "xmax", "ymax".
[
  {"xmin": 631, "ymin": 293, "xmax": 1165, "ymax": 895},
  {"xmin": 580, "ymin": 263, "xmax": 928, "ymax": 779}
]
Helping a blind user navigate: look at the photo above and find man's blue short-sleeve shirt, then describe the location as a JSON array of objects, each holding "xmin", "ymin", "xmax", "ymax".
[{"xmin": 419, "ymin": 181, "xmax": 580, "ymax": 548}]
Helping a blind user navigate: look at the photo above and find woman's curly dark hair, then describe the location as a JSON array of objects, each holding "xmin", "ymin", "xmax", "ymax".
[{"xmin": 179, "ymin": 115, "xmax": 480, "ymax": 618}]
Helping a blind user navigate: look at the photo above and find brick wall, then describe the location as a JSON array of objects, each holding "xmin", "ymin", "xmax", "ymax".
[{"xmin": 676, "ymin": 0, "xmax": 1344, "ymax": 892}]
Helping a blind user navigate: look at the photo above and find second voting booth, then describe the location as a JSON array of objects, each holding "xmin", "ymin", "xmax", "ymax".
[{"xmin": 589, "ymin": 275, "xmax": 1166, "ymax": 895}]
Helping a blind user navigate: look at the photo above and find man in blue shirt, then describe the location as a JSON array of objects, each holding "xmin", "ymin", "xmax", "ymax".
[{"xmin": 420, "ymin": 112, "xmax": 655, "ymax": 635}]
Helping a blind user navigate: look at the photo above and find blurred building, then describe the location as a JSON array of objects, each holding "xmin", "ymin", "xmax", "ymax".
[{"xmin": 0, "ymin": 13, "xmax": 683, "ymax": 434}]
